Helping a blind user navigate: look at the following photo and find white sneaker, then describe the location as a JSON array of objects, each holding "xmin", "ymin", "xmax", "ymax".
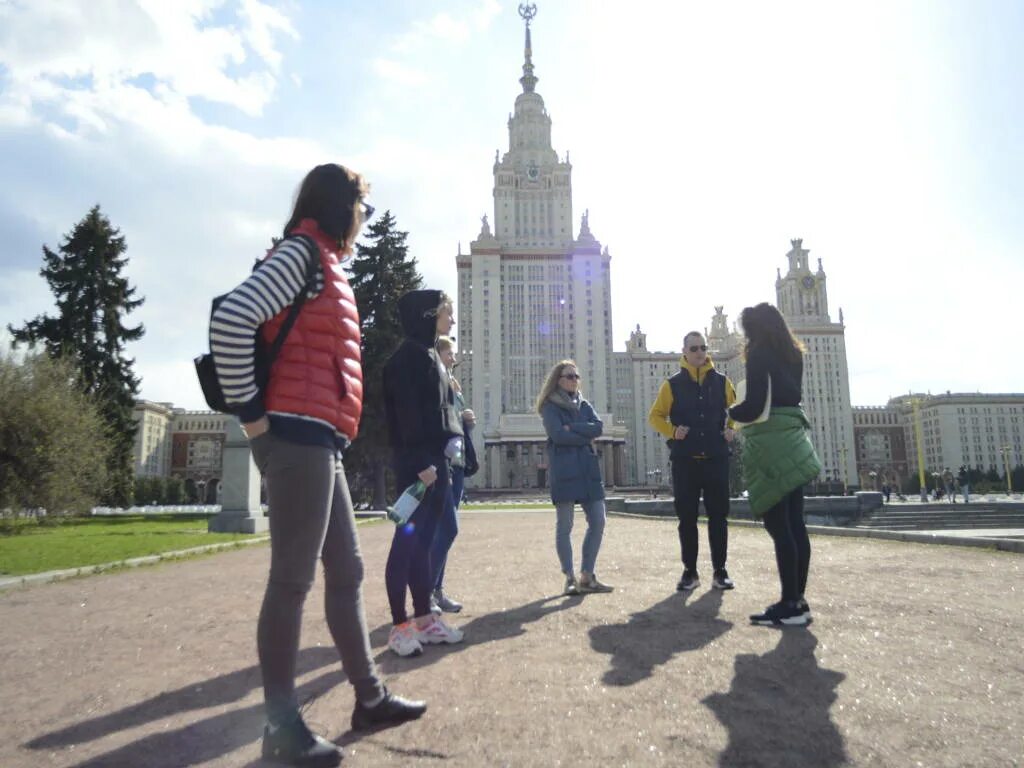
[
  {"xmin": 417, "ymin": 616, "xmax": 464, "ymax": 645},
  {"xmin": 388, "ymin": 621, "xmax": 423, "ymax": 657}
]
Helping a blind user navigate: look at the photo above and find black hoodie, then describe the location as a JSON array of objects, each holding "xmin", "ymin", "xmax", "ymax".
[{"xmin": 383, "ymin": 289, "xmax": 464, "ymax": 472}]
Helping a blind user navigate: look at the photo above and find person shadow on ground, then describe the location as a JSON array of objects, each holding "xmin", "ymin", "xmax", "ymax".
[
  {"xmin": 589, "ymin": 588, "xmax": 732, "ymax": 686},
  {"xmin": 702, "ymin": 629, "xmax": 847, "ymax": 768},
  {"xmin": 23, "ymin": 646, "xmax": 342, "ymax": 768},
  {"xmin": 370, "ymin": 592, "xmax": 584, "ymax": 673}
]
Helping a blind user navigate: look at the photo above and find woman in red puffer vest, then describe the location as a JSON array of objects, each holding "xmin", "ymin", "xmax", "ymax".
[{"xmin": 212, "ymin": 164, "xmax": 424, "ymax": 765}]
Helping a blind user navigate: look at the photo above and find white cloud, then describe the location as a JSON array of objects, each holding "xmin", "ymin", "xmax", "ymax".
[
  {"xmin": 0, "ymin": 0, "xmax": 296, "ymax": 127},
  {"xmin": 372, "ymin": 57, "xmax": 430, "ymax": 87}
]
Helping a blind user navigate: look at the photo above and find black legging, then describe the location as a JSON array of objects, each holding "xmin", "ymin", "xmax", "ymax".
[{"xmin": 761, "ymin": 486, "xmax": 810, "ymax": 603}]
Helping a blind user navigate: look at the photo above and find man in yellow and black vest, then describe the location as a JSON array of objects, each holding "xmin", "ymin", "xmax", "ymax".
[{"xmin": 648, "ymin": 330, "xmax": 737, "ymax": 592}]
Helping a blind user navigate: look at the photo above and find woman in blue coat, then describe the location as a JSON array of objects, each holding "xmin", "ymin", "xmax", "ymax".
[{"xmin": 536, "ymin": 360, "xmax": 613, "ymax": 595}]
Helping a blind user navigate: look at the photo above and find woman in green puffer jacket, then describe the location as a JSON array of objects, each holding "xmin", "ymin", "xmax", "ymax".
[{"xmin": 729, "ymin": 303, "xmax": 821, "ymax": 627}]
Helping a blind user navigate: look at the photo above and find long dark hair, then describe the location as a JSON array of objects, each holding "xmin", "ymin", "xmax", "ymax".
[
  {"xmin": 739, "ymin": 302, "xmax": 805, "ymax": 364},
  {"xmin": 284, "ymin": 163, "xmax": 368, "ymax": 246}
]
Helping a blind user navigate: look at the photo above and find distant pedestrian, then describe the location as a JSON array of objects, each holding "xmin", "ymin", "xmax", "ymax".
[
  {"xmin": 958, "ymin": 465, "xmax": 970, "ymax": 504},
  {"xmin": 942, "ymin": 468, "xmax": 955, "ymax": 503},
  {"xmin": 648, "ymin": 331, "xmax": 737, "ymax": 592},
  {"xmin": 428, "ymin": 335, "xmax": 479, "ymax": 614},
  {"xmin": 211, "ymin": 163, "xmax": 424, "ymax": 766},
  {"xmin": 537, "ymin": 360, "xmax": 613, "ymax": 595},
  {"xmin": 882, "ymin": 483, "xmax": 891, "ymax": 504},
  {"xmin": 382, "ymin": 290, "xmax": 465, "ymax": 657},
  {"xmin": 728, "ymin": 303, "xmax": 821, "ymax": 627}
]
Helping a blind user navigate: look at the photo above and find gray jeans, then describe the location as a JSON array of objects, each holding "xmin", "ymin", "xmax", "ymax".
[
  {"xmin": 555, "ymin": 499, "xmax": 607, "ymax": 575},
  {"xmin": 250, "ymin": 431, "xmax": 383, "ymax": 724}
]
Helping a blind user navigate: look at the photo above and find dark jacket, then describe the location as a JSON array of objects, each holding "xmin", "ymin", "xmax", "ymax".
[
  {"xmin": 668, "ymin": 367, "xmax": 730, "ymax": 459},
  {"xmin": 728, "ymin": 346, "xmax": 803, "ymax": 423},
  {"xmin": 541, "ymin": 392, "xmax": 605, "ymax": 504},
  {"xmin": 383, "ymin": 290, "xmax": 463, "ymax": 473}
]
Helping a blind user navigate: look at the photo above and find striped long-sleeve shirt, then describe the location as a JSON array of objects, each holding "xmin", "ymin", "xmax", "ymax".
[{"xmin": 210, "ymin": 236, "xmax": 322, "ymax": 424}]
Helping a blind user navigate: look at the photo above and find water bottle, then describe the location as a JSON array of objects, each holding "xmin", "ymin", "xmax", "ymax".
[
  {"xmin": 387, "ymin": 480, "xmax": 427, "ymax": 524},
  {"xmin": 445, "ymin": 436, "xmax": 464, "ymax": 466}
]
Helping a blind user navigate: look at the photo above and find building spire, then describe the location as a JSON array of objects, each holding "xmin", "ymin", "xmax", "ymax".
[{"xmin": 518, "ymin": 3, "xmax": 538, "ymax": 93}]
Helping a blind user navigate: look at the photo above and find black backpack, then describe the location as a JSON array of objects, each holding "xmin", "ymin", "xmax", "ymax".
[{"xmin": 193, "ymin": 235, "xmax": 318, "ymax": 414}]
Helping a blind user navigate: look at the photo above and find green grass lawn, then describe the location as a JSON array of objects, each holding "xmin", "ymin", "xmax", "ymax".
[{"xmin": 0, "ymin": 515, "xmax": 260, "ymax": 577}]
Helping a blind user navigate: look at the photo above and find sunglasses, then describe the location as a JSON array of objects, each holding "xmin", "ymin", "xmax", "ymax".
[
  {"xmin": 688, "ymin": 345, "xmax": 708, "ymax": 353},
  {"xmin": 561, "ymin": 373, "xmax": 581, "ymax": 381},
  {"xmin": 360, "ymin": 202, "xmax": 375, "ymax": 221}
]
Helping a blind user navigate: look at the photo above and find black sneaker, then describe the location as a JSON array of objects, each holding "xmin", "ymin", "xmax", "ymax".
[
  {"xmin": 749, "ymin": 601, "xmax": 808, "ymax": 627},
  {"xmin": 797, "ymin": 597, "xmax": 812, "ymax": 624},
  {"xmin": 676, "ymin": 571, "xmax": 700, "ymax": 591},
  {"xmin": 351, "ymin": 688, "xmax": 427, "ymax": 732},
  {"xmin": 262, "ymin": 715, "xmax": 342, "ymax": 767},
  {"xmin": 712, "ymin": 569, "xmax": 735, "ymax": 590}
]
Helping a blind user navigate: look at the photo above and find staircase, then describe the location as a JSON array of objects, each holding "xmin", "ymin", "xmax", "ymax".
[{"xmin": 853, "ymin": 503, "xmax": 1024, "ymax": 533}]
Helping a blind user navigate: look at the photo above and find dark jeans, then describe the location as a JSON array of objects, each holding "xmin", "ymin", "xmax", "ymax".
[
  {"xmin": 384, "ymin": 455, "xmax": 449, "ymax": 625},
  {"xmin": 249, "ymin": 432, "xmax": 383, "ymax": 725},
  {"xmin": 430, "ymin": 465, "xmax": 464, "ymax": 591},
  {"xmin": 670, "ymin": 455, "xmax": 730, "ymax": 573},
  {"xmin": 762, "ymin": 486, "xmax": 811, "ymax": 603}
]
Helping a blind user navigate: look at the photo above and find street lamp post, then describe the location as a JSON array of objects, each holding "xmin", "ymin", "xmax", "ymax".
[
  {"xmin": 910, "ymin": 397, "xmax": 928, "ymax": 502},
  {"xmin": 1000, "ymin": 445, "xmax": 1013, "ymax": 494}
]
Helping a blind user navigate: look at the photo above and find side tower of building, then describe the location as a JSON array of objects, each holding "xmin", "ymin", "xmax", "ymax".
[{"xmin": 776, "ymin": 238, "xmax": 857, "ymax": 488}]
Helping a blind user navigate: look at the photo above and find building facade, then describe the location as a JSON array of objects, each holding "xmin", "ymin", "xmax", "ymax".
[
  {"xmin": 852, "ymin": 405, "xmax": 910, "ymax": 490},
  {"xmin": 132, "ymin": 400, "xmax": 174, "ymax": 477},
  {"xmin": 853, "ymin": 393, "xmax": 1024, "ymax": 491},
  {"xmin": 456, "ymin": 11, "xmax": 627, "ymax": 489},
  {"xmin": 894, "ymin": 393, "xmax": 1024, "ymax": 481},
  {"xmin": 131, "ymin": 402, "xmax": 228, "ymax": 502}
]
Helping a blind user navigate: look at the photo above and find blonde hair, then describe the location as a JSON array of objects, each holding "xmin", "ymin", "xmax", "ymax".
[
  {"xmin": 425, "ymin": 292, "xmax": 454, "ymax": 318},
  {"xmin": 435, "ymin": 335, "xmax": 454, "ymax": 354},
  {"xmin": 535, "ymin": 359, "xmax": 578, "ymax": 414}
]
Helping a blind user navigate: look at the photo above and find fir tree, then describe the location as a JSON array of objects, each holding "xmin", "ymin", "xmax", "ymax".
[
  {"xmin": 346, "ymin": 210, "xmax": 423, "ymax": 508},
  {"xmin": 8, "ymin": 205, "xmax": 144, "ymax": 505}
]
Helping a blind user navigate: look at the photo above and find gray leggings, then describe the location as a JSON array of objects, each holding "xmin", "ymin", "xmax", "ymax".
[{"xmin": 250, "ymin": 431, "xmax": 383, "ymax": 724}]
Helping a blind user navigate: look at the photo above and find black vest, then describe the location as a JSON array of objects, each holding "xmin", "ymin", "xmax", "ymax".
[{"xmin": 668, "ymin": 368, "xmax": 729, "ymax": 459}]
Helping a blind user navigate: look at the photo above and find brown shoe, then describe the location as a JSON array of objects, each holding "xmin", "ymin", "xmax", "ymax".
[{"xmin": 578, "ymin": 573, "xmax": 614, "ymax": 593}]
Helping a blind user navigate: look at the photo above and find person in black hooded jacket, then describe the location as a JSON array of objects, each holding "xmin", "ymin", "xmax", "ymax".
[{"xmin": 382, "ymin": 289, "xmax": 466, "ymax": 657}]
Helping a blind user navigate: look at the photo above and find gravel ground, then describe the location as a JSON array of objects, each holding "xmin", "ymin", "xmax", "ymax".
[{"xmin": 0, "ymin": 510, "xmax": 1021, "ymax": 767}]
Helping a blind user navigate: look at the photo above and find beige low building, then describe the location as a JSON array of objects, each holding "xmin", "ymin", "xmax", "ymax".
[{"xmin": 854, "ymin": 393, "xmax": 1024, "ymax": 491}]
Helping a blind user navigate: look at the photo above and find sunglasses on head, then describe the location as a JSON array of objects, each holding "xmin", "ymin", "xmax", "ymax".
[
  {"xmin": 561, "ymin": 373, "xmax": 581, "ymax": 380},
  {"xmin": 360, "ymin": 202, "xmax": 375, "ymax": 221},
  {"xmin": 688, "ymin": 344, "xmax": 708, "ymax": 353}
]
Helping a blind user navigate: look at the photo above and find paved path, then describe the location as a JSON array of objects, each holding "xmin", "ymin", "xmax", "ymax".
[{"xmin": 1, "ymin": 511, "xmax": 1021, "ymax": 767}]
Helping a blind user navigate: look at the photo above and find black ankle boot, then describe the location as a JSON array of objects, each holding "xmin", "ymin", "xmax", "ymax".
[
  {"xmin": 261, "ymin": 715, "xmax": 342, "ymax": 767},
  {"xmin": 351, "ymin": 688, "xmax": 427, "ymax": 731}
]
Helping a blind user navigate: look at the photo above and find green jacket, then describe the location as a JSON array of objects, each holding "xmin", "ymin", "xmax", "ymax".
[{"xmin": 741, "ymin": 407, "xmax": 822, "ymax": 518}]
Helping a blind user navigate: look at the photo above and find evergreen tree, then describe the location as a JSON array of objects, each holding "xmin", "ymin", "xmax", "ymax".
[
  {"xmin": 8, "ymin": 206, "xmax": 144, "ymax": 505},
  {"xmin": 346, "ymin": 211, "xmax": 423, "ymax": 508}
]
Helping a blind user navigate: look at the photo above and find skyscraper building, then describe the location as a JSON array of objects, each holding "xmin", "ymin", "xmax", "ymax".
[
  {"xmin": 456, "ymin": 8, "xmax": 626, "ymax": 489},
  {"xmin": 776, "ymin": 238, "xmax": 857, "ymax": 487}
]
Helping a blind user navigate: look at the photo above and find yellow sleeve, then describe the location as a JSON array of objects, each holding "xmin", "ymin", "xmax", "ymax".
[
  {"xmin": 725, "ymin": 377, "xmax": 737, "ymax": 430},
  {"xmin": 647, "ymin": 380, "xmax": 676, "ymax": 440}
]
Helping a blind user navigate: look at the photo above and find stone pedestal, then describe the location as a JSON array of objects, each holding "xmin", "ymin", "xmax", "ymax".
[{"xmin": 208, "ymin": 420, "xmax": 269, "ymax": 533}]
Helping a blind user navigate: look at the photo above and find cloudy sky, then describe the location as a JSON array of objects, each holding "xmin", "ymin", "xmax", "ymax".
[{"xmin": 1, "ymin": 0, "xmax": 1021, "ymax": 411}]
